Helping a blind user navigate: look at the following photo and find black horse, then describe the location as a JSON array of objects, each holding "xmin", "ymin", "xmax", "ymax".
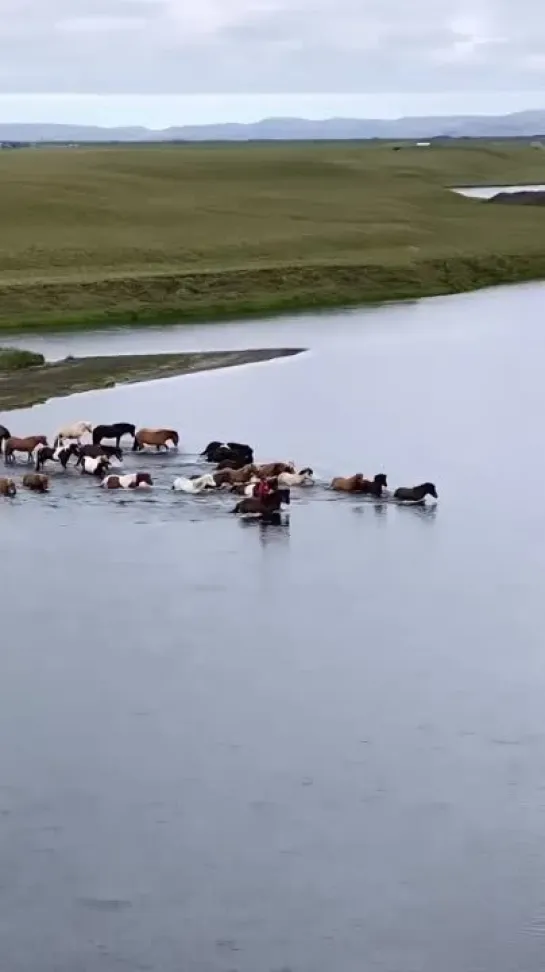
[
  {"xmin": 201, "ymin": 440, "xmax": 254, "ymax": 466},
  {"xmin": 233, "ymin": 488, "xmax": 290, "ymax": 518},
  {"xmin": 393, "ymin": 482, "xmax": 438, "ymax": 503},
  {"xmin": 92, "ymin": 423, "xmax": 135, "ymax": 448},
  {"xmin": 35, "ymin": 443, "xmax": 78, "ymax": 472},
  {"xmin": 76, "ymin": 443, "xmax": 123, "ymax": 464},
  {"xmin": 0, "ymin": 424, "xmax": 11, "ymax": 454}
]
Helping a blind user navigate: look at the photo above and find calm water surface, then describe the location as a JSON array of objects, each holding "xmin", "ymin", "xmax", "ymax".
[
  {"xmin": 4, "ymin": 283, "xmax": 545, "ymax": 972},
  {"xmin": 453, "ymin": 183, "xmax": 545, "ymax": 198}
]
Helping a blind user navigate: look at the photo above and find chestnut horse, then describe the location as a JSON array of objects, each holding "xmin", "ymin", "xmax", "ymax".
[
  {"xmin": 0, "ymin": 477, "xmax": 16, "ymax": 496},
  {"xmin": 132, "ymin": 428, "xmax": 179, "ymax": 452},
  {"xmin": 22, "ymin": 473, "xmax": 49, "ymax": 492},
  {"xmin": 213, "ymin": 464, "xmax": 258, "ymax": 486},
  {"xmin": 331, "ymin": 473, "xmax": 387, "ymax": 495},
  {"xmin": 256, "ymin": 461, "xmax": 295, "ymax": 478},
  {"xmin": 4, "ymin": 435, "xmax": 48, "ymax": 464}
]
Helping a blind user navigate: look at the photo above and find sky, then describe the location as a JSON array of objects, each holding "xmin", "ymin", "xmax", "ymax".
[{"xmin": 1, "ymin": 0, "xmax": 545, "ymax": 124}]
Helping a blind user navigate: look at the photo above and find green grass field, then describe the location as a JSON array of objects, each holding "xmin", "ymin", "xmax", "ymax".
[{"xmin": 2, "ymin": 140, "xmax": 545, "ymax": 330}]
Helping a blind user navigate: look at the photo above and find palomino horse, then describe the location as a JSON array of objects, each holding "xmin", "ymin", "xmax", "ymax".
[
  {"xmin": 172, "ymin": 474, "xmax": 216, "ymax": 493},
  {"xmin": 92, "ymin": 423, "xmax": 135, "ymax": 448},
  {"xmin": 132, "ymin": 428, "xmax": 179, "ymax": 452},
  {"xmin": 54, "ymin": 421, "xmax": 93, "ymax": 447},
  {"xmin": 233, "ymin": 488, "xmax": 291, "ymax": 518},
  {"xmin": 0, "ymin": 477, "xmax": 16, "ymax": 496},
  {"xmin": 0, "ymin": 425, "xmax": 11, "ymax": 453},
  {"xmin": 22, "ymin": 473, "xmax": 49, "ymax": 492},
  {"xmin": 4, "ymin": 435, "xmax": 48, "ymax": 464},
  {"xmin": 393, "ymin": 482, "xmax": 438, "ymax": 503},
  {"xmin": 101, "ymin": 473, "xmax": 153, "ymax": 489},
  {"xmin": 202, "ymin": 441, "xmax": 254, "ymax": 465},
  {"xmin": 277, "ymin": 467, "xmax": 314, "ymax": 487}
]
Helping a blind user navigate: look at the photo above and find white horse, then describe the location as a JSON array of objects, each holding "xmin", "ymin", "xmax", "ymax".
[
  {"xmin": 172, "ymin": 473, "xmax": 217, "ymax": 494},
  {"xmin": 54, "ymin": 421, "xmax": 93, "ymax": 447},
  {"xmin": 277, "ymin": 467, "xmax": 314, "ymax": 487}
]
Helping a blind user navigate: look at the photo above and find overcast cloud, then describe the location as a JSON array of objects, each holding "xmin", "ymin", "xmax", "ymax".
[{"xmin": 1, "ymin": 0, "xmax": 545, "ymax": 95}]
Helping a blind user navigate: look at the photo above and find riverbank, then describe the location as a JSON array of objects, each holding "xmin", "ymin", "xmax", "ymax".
[
  {"xmin": 3, "ymin": 141, "xmax": 545, "ymax": 331},
  {"xmin": 0, "ymin": 348, "xmax": 304, "ymax": 410}
]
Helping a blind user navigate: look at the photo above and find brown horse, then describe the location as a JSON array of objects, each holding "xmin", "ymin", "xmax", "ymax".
[
  {"xmin": 0, "ymin": 477, "xmax": 16, "ymax": 496},
  {"xmin": 132, "ymin": 428, "xmax": 179, "ymax": 452},
  {"xmin": 4, "ymin": 435, "xmax": 48, "ymax": 464},
  {"xmin": 257, "ymin": 461, "xmax": 295, "ymax": 478},
  {"xmin": 22, "ymin": 473, "xmax": 49, "ymax": 492},
  {"xmin": 213, "ymin": 464, "xmax": 258, "ymax": 486},
  {"xmin": 233, "ymin": 488, "xmax": 290, "ymax": 518}
]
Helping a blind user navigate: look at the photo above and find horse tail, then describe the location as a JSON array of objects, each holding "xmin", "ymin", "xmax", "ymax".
[
  {"xmin": 132, "ymin": 437, "xmax": 139, "ymax": 452},
  {"xmin": 233, "ymin": 502, "xmax": 241, "ymax": 514}
]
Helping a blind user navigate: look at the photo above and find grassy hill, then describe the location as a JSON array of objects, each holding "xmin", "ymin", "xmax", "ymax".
[{"xmin": 2, "ymin": 140, "xmax": 545, "ymax": 330}]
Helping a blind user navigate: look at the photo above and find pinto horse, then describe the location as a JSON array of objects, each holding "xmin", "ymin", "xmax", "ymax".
[
  {"xmin": 22, "ymin": 473, "xmax": 49, "ymax": 492},
  {"xmin": 0, "ymin": 477, "xmax": 16, "ymax": 496},
  {"xmin": 0, "ymin": 425, "xmax": 11, "ymax": 454},
  {"xmin": 35, "ymin": 442, "xmax": 78, "ymax": 471},
  {"xmin": 233, "ymin": 488, "xmax": 290, "ymax": 518},
  {"xmin": 76, "ymin": 443, "xmax": 123, "ymax": 464},
  {"xmin": 393, "ymin": 482, "xmax": 438, "ymax": 503},
  {"xmin": 4, "ymin": 435, "xmax": 48, "ymax": 464},
  {"xmin": 132, "ymin": 428, "xmax": 179, "ymax": 452},
  {"xmin": 101, "ymin": 472, "xmax": 153, "ymax": 489},
  {"xmin": 92, "ymin": 423, "xmax": 135, "ymax": 448},
  {"xmin": 80, "ymin": 456, "xmax": 110, "ymax": 477}
]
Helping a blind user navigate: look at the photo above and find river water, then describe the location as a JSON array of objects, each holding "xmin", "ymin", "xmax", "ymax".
[{"xmin": 3, "ymin": 282, "xmax": 545, "ymax": 972}]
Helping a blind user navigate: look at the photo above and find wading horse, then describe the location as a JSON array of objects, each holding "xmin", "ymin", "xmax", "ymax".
[
  {"xmin": 22, "ymin": 473, "xmax": 49, "ymax": 493},
  {"xmin": 92, "ymin": 423, "xmax": 135, "ymax": 448},
  {"xmin": 393, "ymin": 482, "xmax": 438, "ymax": 504},
  {"xmin": 0, "ymin": 477, "xmax": 16, "ymax": 496},
  {"xmin": 4, "ymin": 435, "xmax": 48, "ymax": 464},
  {"xmin": 201, "ymin": 441, "xmax": 254, "ymax": 466},
  {"xmin": 132, "ymin": 428, "xmax": 179, "ymax": 452},
  {"xmin": 0, "ymin": 425, "xmax": 11, "ymax": 454},
  {"xmin": 101, "ymin": 472, "xmax": 153, "ymax": 490},
  {"xmin": 53, "ymin": 421, "xmax": 93, "ymax": 448},
  {"xmin": 233, "ymin": 488, "xmax": 291, "ymax": 519},
  {"xmin": 76, "ymin": 443, "xmax": 123, "ymax": 464},
  {"xmin": 35, "ymin": 442, "xmax": 79, "ymax": 472}
]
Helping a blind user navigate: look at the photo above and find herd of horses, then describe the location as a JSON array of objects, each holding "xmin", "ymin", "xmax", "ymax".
[{"xmin": 0, "ymin": 422, "xmax": 438, "ymax": 517}]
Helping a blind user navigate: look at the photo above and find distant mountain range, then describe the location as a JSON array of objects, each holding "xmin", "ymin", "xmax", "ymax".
[{"xmin": 3, "ymin": 110, "xmax": 545, "ymax": 143}]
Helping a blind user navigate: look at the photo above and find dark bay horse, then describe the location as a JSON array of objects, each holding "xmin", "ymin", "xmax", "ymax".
[
  {"xmin": 393, "ymin": 482, "xmax": 438, "ymax": 503},
  {"xmin": 92, "ymin": 423, "xmax": 135, "ymax": 448},
  {"xmin": 201, "ymin": 441, "xmax": 254, "ymax": 465},
  {"xmin": 233, "ymin": 488, "xmax": 290, "ymax": 518},
  {"xmin": 76, "ymin": 443, "xmax": 123, "ymax": 464}
]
